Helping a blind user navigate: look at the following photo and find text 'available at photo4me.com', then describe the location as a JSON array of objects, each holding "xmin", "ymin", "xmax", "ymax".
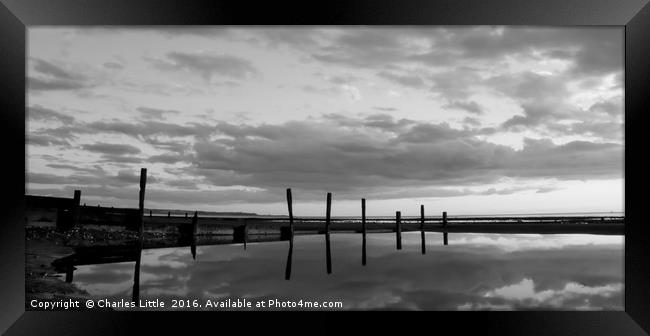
[{"xmin": 29, "ymin": 298, "xmax": 345, "ymax": 310}]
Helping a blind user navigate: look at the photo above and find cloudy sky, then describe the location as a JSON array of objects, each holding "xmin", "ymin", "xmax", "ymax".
[{"xmin": 26, "ymin": 27, "xmax": 624, "ymax": 216}]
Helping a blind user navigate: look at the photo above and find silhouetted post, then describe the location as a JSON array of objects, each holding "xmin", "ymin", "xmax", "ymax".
[
  {"xmin": 185, "ymin": 212, "xmax": 188, "ymax": 218},
  {"xmin": 190, "ymin": 212, "xmax": 198, "ymax": 259},
  {"xmin": 287, "ymin": 188, "xmax": 294, "ymax": 238},
  {"xmin": 138, "ymin": 168, "xmax": 147, "ymax": 238},
  {"xmin": 420, "ymin": 205, "xmax": 426, "ymax": 255},
  {"xmin": 72, "ymin": 190, "xmax": 81, "ymax": 227},
  {"xmin": 149, "ymin": 210, "xmax": 152, "ymax": 217},
  {"xmin": 442, "ymin": 211, "xmax": 447, "ymax": 228},
  {"xmin": 396, "ymin": 211, "xmax": 402, "ymax": 250},
  {"xmin": 192, "ymin": 211, "xmax": 198, "ymax": 237},
  {"xmin": 325, "ymin": 192, "xmax": 332, "ymax": 274},
  {"xmin": 362, "ymin": 198, "xmax": 367, "ymax": 266},
  {"xmin": 168, "ymin": 211, "xmax": 171, "ymax": 218}
]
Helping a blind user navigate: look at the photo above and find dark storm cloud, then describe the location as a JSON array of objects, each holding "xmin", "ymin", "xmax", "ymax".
[
  {"xmin": 27, "ymin": 134, "xmax": 71, "ymax": 147},
  {"xmin": 27, "ymin": 169, "xmax": 155, "ymax": 188},
  {"xmin": 303, "ymin": 27, "xmax": 622, "ymax": 77},
  {"xmin": 28, "ymin": 105, "xmax": 75, "ymax": 124},
  {"xmin": 82, "ymin": 142, "xmax": 141, "ymax": 155},
  {"xmin": 148, "ymin": 153, "xmax": 194, "ymax": 164},
  {"xmin": 444, "ymin": 100, "xmax": 483, "ymax": 114},
  {"xmin": 86, "ymin": 120, "xmax": 211, "ymax": 139},
  {"xmin": 184, "ymin": 114, "xmax": 622, "ymax": 200},
  {"xmin": 28, "ymin": 108, "xmax": 622, "ymax": 203},
  {"xmin": 28, "ymin": 58, "xmax": 94, "ymax": 91},
  {"xmin": 149, "ymin": 52, "xmax": 258, "ymax": 80}
]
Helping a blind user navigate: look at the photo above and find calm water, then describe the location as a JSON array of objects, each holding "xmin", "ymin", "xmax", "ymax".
[{"xmin": 71, "ymin": 232, "xmax": 623, "ymax": 310}]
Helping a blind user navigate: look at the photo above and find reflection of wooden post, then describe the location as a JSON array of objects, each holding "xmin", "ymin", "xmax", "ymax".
[
  {"xmin": 396, "ymin": 211, "xmax": 402, "ymax": 250},
  {"xmin": 138, "ymin": 168, "xmax": 147, "ymax": 237},
  {"xmin": 132, "ymin": 247, "xmax": 142, "ymax": 303},
  {"xmin": 285, "ymin": 240, "xmax": 293, "ymax": 280},
  {"xmin": 442, "ymin": 211, "xmax": 447, "ymax": 228},
  {"xmin": 325, "ymin": 193, "xmax": 332, "ymax": 274},
  {"xmin": 420, "ymin": 205, "xmax": 426, "ymax": 255},
  {"xmin": 362, "ymin": 198, "xmax": 366, "ymax": 266},
  {"xmin": 72, "ymin": 190, "xmax": 81, "ymax": 227},
  {"xmin": 444, "ymin": 232, "xmax": 448, "ymax": 246},
  {"xmin": 65, "ymin": 265, "xmax": 74, "ymax": 283}
]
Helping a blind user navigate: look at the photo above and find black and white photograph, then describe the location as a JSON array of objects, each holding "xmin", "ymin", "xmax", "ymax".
[{"xmin": 25, "ymin": 26, "xmax": 624, "ymax": 311}]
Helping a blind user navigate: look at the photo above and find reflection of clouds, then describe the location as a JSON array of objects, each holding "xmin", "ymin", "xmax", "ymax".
[
  {"xmin": 74, "ymin": 262, "xmax": 135, "ymax": 296},
  {"xmin": 465, "ymin": 278, "xmax": 623, "ymax": 310},
  {"xmin": 448, "ymin": 233, "xmax": 623, "ymax": 252},
  {"xmin": 73, "ymin": 232, "xmax": 623, "ymax": 310}
]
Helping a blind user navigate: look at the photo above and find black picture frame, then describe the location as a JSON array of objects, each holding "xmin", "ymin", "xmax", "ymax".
[{"xmin": 1, "ymin": 0, "xmax": 649, "ymax": 335}]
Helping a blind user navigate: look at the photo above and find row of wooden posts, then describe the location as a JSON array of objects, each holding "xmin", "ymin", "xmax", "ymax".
[
  {"xmin": 285, "ymin": 188, "xmax": 448, "ymax": 252},
  {"xmin": 69, "ymin": 168, "xmax": 451, "ymax": 245}
]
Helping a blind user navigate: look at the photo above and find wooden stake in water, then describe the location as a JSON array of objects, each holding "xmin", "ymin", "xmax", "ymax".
[
  {"xmin": 442, "ymin": 211, "xmax": 447, "ymax": 228},
  {"xmin": 362, "ymin": 198, "xmax": 367, "ymax": 266},
  {"xmin": 325, "ymin": 192, "xmax": 332, "ymax": 274},
  {"xmin": 396, "ymin": 211, "xmax": 402, "ymax": 250},
  {"xmin": 287, "ymin": 188, "xmax": 294, "ymax": 237},
  {"xmin": 72, "ymin": 190, "xmax": 81, "ymax": 227},
  {"xmin": 420, "ymin": 205, "xmax": 426, "ymax": 255},
  {"xmin": 191, "ymin": 211, "xmax": 198, "ymax": 259},
  {"xmin": 138, "ymin": 168, "xmax": 147, "ymax": 238}
]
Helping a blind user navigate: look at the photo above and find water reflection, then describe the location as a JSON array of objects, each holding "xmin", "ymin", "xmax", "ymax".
[{"xmin": 70, "ymin": 232, "xmax": 623, "ymax": 310}]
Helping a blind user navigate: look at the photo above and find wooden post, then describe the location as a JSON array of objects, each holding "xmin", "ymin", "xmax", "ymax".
[
  {"xmin": 420, "ymin": 205, "xmax": 426, "ymax": 255},
  {"xmin": 71, "ymin": 190, "xmax": 81, "ymax": 227},
  {"xmin": 149, "ymin": 210, "xmax": 152, "ymax": 217},
  {"xmin": 168, "ymin": 211, "xmax": 171, "ymax": 218},
  {"xmin": 191, "ymin": 212, "xmax": 198, "ymax": 259},
  {"xmin": 396, "ymin": 211, "xmax": 402, "ymax": 250},
  {"xmin": 286, "ymin": 188, "xmax": 294, "ymax": 237},
  {"xmin": 362, "ymin": 198, "xmax": 366, "ymax": 266},
  {"xmin": 325, "ymin": 192, "xmax": 332, "ymax": 274},
  {"xmin": 325, "ymin": 193, "xmax": 332, "ymax": 233},
  {"xmin": 185, "ymin": 212, "xmax": 188, "ymax": 218},
  {"xmin": 192, "ymin": 211, "xmax": 198, "ymax": 237},
  {"xmin": 442, "ymin": 211, "xmax": 447, "ymax": 228},
  {"xmin": 138, "ymin": 168, "xmax": 147, "ymax": 237}
]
